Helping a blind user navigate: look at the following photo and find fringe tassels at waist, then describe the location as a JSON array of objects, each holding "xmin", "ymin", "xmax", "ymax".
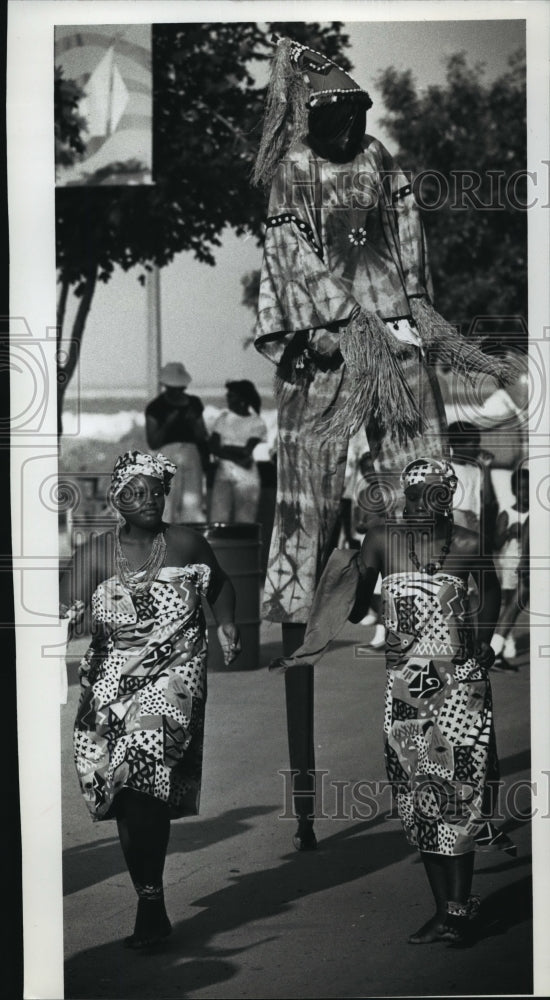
[{"xmin": 316, "ymin": 310, "xmax": 425, "ymax": 443}]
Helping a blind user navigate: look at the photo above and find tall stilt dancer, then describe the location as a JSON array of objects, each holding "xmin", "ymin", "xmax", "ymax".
[{"xmin": 252, "ymin": 36, "xmax": 511, "ymax": 850}]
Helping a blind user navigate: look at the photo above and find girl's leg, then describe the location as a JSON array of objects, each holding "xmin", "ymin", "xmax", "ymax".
[
  {"xmin": 115, "ymin": 788, "xmax": 172, "ymax": 948},
  {"xmin": 492, "ymin": 587, "xmax": 523, "ymax": 670},
  {"xmin": 409, "ymin": 851, "xmax": 476, "ymax": 944},
  {"xmin": 408, "ymin": 852, "xmax": 448, "ymax": 943},
  {"xmin": 440, "ymin": 851, "xmax": 478, "ymax": 943},
  {"xmin": 446, "ymin": 851, "xmax": 475, "ymax": 904}
]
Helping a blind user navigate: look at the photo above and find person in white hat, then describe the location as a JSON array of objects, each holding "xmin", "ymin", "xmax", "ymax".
[{"xmin": 145, "ymin": 362, "xmax": 209, "ymax": 523}]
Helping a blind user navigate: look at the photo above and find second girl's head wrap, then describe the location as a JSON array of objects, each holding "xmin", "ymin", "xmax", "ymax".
[
  {"xmin": 400, "ymin": 457, "xmax": 458, "ymax": 494},
  {"xmin": 110, "ymin": 450, "xmax": 176, "ymax": 499}
]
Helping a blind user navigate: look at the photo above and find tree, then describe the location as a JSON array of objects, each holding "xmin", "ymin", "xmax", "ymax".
[
  {"xmin": 376, "ymin": 50, "xmax": 527, "ymax": 335},
  {"xmin": 54, "ymin": 66, "xmax": 87, "ymax": 168},
  {"xmin": 55, "ymin": 22, "xmax": 351, "ymax": 430}
]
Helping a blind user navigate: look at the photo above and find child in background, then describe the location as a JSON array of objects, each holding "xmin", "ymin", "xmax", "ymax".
[
  {"xmin": 491, "ymin": 466, "xmax": 530, "ymax": 671},
  {"xmin": 447, "ymin": 421, "xmax": 498, "ymax": 554},
  {"xmin": 353, "ymin": 464, "xmax": 387, "ymax": 648}
]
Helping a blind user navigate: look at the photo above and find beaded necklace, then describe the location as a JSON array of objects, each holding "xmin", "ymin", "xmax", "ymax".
[
  {"xmin": 407, "ymin": 515, "xmax": 454, "ymax": 576},
  {"xmin": 115, "ymin": 526, "xmax": 167, "ymax": 594}
]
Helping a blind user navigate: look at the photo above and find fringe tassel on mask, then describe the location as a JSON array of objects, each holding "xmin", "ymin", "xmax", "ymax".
[
  {"xmin": 317, "ymin": 311, "xmax": 425, "ymax": 443},
  {"xmin": 252, "ymin": 37, "xmax": 310, "ymax": 188},
  {"xmin": 410, "ymin": 298, "xmax": 520, "ymax": 386}
]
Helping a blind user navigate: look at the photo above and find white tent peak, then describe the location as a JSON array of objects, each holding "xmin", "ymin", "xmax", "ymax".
[{"xmin": 79, "ymin": 46, "xmax": 129, "ymax": 139}]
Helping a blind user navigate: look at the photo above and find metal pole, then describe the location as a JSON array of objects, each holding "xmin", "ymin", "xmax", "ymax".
[{"xmin": 146, "ymin": 265, "xmax": 161, "ymax": 397}]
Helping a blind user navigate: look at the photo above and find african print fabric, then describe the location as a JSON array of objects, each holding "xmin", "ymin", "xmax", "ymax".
[
  {"xmin": 381, "ymin": 571, "xmax": 499, "ymax": 855},
  {"xmin": 73, "ymin": 564, "xmax": 211, "ymax": 821}
]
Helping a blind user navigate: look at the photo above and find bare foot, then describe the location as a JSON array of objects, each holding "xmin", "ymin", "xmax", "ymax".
[{"xmin": 408, "ymin": 913, "xmax": 448, "ymax": 944}]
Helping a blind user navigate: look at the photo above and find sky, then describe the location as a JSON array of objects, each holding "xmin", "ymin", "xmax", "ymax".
[{"xmin": 63, "ymin": 15, "xmax": 526, "ymax": 396}]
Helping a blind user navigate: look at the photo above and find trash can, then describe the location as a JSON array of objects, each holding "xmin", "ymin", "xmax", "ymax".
[{"xmin": 198, "ymin": 522, "xmax": 263, "ymax": 671}]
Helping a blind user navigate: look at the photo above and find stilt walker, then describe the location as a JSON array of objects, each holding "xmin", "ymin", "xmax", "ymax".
[{"xmin": 252, "ymin": 36, "xmax": 511, "ymax": 850}]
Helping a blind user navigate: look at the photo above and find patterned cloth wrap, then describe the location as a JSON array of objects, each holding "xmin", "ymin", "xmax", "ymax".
[
  {"xmin": 269, "ymin": 550, "xmax": 514, "ymax": 858},
  {"xmin": 382, "ymin": 570, "xmax": 500, "ymax": 856},
  {"xmin": 74, "ymin": 563, "xmax": 212, "ymax": 821},
  {"xmin": 110, "ymin": 450, "xmax": 176, "ymax": 500}
]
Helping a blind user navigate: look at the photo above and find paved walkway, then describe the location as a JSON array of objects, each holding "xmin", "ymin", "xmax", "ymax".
[{"xmin": 61, "ymin": 620, "xmax": 533, "ymax": 999}]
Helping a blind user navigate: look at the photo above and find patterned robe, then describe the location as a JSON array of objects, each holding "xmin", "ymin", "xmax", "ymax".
[{"xmin": 255, "ymin": 136, "xmax": 447, "ymax": 622}]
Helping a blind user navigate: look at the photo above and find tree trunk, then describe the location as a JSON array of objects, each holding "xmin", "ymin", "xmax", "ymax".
[{"xmin": 57, "ymin": 263, "xmax": 98, "ymax": 435}]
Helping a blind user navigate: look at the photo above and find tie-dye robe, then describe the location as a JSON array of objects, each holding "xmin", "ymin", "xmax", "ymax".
[{"xmin": 255, "ymin": 135, "xmax": 447, "ymax": 622}]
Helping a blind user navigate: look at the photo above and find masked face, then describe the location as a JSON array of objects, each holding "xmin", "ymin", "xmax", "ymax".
[{"xmin": 307, "ymin": 102, "xmax": 366, "ymax": 163}]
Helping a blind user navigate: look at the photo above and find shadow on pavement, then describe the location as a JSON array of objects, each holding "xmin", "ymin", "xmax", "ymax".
[
  {"xmin": 63, "ymin": 805, "xmax": 276, "ymax": 896},
  {"xmin": 477, "ymin": 874, "xmax": 533, "ymax": 946},
  {"xmin": 64, "ymin": 815, "xmax": 410, "ymax": 998}
]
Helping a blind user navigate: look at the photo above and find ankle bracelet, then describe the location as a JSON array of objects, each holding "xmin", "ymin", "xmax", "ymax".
[{"xmin": 134, "ymin": 882, "xmax": 164, "ymax": 902}]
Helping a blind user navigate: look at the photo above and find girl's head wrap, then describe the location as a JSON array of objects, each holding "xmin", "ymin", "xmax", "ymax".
[
  {"xmin": 400, "ymin": 457, "xmax": 458, "ymax": 495},
  {"xmin": 110, "ymin": 450, "xmax": 176, "ymax": 500}
]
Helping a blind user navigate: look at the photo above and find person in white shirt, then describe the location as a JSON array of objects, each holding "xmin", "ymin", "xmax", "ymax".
[{"xmin": 209, "ymin": 381, "xmax": 268, "ymax": 523}]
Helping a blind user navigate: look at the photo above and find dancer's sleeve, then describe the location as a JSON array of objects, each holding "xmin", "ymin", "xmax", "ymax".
[
  {"xmin": 386, "ymin": 151, "xmax": 433, "ymax": 304},
  {"xmin": 268, "ymin": 549, "xmax": 361, "ymax": 672}
]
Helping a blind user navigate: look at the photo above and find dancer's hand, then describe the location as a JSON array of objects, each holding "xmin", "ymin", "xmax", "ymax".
[
  {"xmin": 475, "ymin": 641, "xmax": 495, "ymax": 669},
  {"xmin": 217, "ymin": 623, "xmax": 241, "ymax": 666}
]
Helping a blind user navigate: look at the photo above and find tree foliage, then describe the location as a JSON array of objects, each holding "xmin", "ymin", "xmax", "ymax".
[
  {"xmin": 54, "ymin": 66, "xmax": 87, "ymax": 168},
  {"xmin": 376, "ymin": 50, "xmax": 527, "ymax": 333},
  {"xmin": 55, "ymin": 22, "xmax": 351, "ymax": 427}
]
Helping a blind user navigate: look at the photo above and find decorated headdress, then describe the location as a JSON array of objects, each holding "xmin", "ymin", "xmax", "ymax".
[
  {"xmin": 110, "ymin": 450, "xmax": 176, "ymax": 500},
  {"xmin": 400, "ymin": 457, "xmax": 458, "ymax": 494},
  {"xmin": 252, "ymin": 34, "xmax": 372, "ymax": 187}
]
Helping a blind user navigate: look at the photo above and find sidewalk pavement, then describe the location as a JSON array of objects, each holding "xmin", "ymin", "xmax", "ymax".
[{"xmin": 61, "ymin": 620, "xmax": 533, "ymax": 999}]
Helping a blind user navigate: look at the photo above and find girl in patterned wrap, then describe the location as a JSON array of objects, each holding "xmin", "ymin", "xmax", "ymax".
[
  {"xmin": 349, "ymin": 457, "xmax": 513, "ymax": 945},
  {"xmin": 60, "ymin": 450, "xmax": 241, "ymax": 951},
  {"xmin": 271, "ymin": 456, "xmax": 514, "ymax": 945}
]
